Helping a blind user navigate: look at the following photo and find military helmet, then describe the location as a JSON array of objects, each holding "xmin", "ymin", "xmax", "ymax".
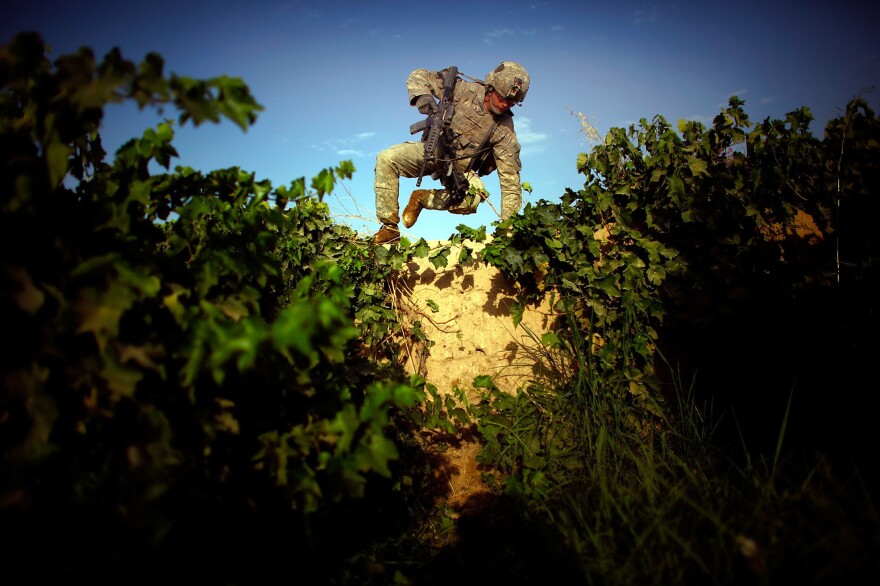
[{"xmin": 485, "ymin": 61, "xmax": 530, "ymax": 103}]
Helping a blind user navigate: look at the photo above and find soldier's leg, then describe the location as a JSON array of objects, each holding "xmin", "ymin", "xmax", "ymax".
[{"xmin": 374, "ymin": 142, "xmax": 429, "ymax": 226}]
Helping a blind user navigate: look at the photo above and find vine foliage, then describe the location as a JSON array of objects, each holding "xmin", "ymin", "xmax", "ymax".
[
  {"xmin": 0, "ymin": 32, "xmax": 444, "ymax": 579},
  {"xmin": 477, "ymin": 91, "xmax": 878, "ymax": 503}
]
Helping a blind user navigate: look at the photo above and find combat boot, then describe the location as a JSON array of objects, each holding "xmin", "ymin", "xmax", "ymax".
[
  {"xmin": 373, "ymin": 224, "xmax": 400, "ymax": 245},
  {"xmin": 402, "ymin": 190, "xmax": 430, "ymax": 228}
]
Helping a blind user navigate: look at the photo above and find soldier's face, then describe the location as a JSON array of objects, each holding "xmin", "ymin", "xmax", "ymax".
[{"xmin": 485, "ymin": 89, "xmax": 516, "ymax": 115}]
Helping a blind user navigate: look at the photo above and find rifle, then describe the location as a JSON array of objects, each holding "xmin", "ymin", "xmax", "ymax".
[{"xmin": 409, "ymin": 66, "xmax": 470, "ymax": 204}]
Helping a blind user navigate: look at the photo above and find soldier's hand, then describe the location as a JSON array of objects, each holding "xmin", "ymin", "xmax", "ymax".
[{"xmin": 415, "ymin": 95, "xmax": 438, "ymax": 115}]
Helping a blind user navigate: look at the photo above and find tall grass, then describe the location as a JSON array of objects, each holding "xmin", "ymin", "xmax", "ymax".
[{"xmin": 471, "ymin": 317, "xmax": 880, "ymax": 585}]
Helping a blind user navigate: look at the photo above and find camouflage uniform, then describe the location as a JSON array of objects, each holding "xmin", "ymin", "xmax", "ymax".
[{"xmin": 374, "ymin": 67, "xmax": 523, "ymax": 228}]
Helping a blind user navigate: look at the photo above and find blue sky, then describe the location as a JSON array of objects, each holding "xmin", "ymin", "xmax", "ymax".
[{"xmin": 4, "ymin": 1, "xmax": 879, "ymax": 240}]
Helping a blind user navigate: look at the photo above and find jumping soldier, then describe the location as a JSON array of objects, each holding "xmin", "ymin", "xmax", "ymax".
[{"xmin": 372, "ymin": 62, "xmax": 530, "ymax": 244}]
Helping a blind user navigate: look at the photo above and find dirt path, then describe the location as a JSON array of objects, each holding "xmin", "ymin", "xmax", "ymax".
[{"xmin": 400, "ymin": 237, "xmax": 555, "ymax": 508}]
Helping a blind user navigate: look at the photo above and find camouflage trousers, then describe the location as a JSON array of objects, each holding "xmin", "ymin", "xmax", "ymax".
[{"xmin": 374, "ymin": 141, "xmax": 486, "ymax": 226}]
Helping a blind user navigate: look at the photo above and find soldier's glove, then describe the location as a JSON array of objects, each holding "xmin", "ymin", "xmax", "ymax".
[{"xmin": 415, "ymin": 95, "xmax": 438, "ymax": 115}]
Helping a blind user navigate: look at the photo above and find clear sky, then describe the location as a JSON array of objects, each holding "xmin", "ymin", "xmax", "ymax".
[{"xmin": 4, "ymin": 0, "xmax": 879, "ymax": 241}]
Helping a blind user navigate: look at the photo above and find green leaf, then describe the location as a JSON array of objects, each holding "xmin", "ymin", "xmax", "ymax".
[
  {"xmin": 74, "ymin": 281, "xmax": 137, "ymax": 350},
  {"xmin": 428, "ymin": 247, "xmax": 450, "ymax": 269},
  {"xmin": 668, "ymin": 174, "xmax": 685, "ymax": 200},
  {"xmin": 509, "ymin": 301, "xmax": 525, "ymax": 327},
  {"xmin": 356, "ymin": 433, "xmax": 399, "ymax": 477},
  {"xmin": 272, "ymin": 303, "xmax": 319, "ymax": 365},
  {"xmin": 687, "ymin": 156, "xmax": 709, "ymax": 177},
  {"xmin": 101, "ymin": 358, "xmax": 143, "ymax": 398},
  {"xmin": 311, "ymin": 168, "xmax": 336, "ymax": 200},
  {"xmin": 335, "ymin": 160, "xmax": 355, "ymax": 179},
  {"xmin": 411, "ymin": 239, "xmax": 429, "ymax": 258},
  {"xmin": 212, "ymin": 75, "xmax": 264, "ymax": 131},
  {"xmin": 473, "ymin": 375, "xmax": 496, "ymax": 389},
  {"xmin": 541, "ymin": 331, "xmax": 561, "ymax": 347},
  {"xmin": 289, "ymin": 177, "xmax": 306, "ymax": 200},
  {"xmin": 327, "ymin": 404, "xmax": 359, "ymax": 454},
  {"xmin": 502, "ymin": 247, "xmax": 524, "ymax": 273},
  {"xmin": 650, "ymin": 168, "xmax": 667, "ymax": 183},
  {"xmin": 544, "ymin": 237, "xmax": 563, "ymax": 250},
  {"xmin": 647, "ymin": 265, "xmax": 666, "ymax": 285},
  {"xmin": 172, "ymin": 76, "xmax": 219, "ymax": 126},
  {"xmin": 46, "ymin": 138, "xmax": 70, "ymax": 186},
  {"xmin": 595, "ymin": 276, "xmax": 621, "ymax": 299}
]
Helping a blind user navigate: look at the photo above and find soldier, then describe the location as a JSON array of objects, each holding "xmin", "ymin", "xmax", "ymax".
[{"xmin": 373, "ymin": 62, "xmax": 530, "ymax": 244}]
